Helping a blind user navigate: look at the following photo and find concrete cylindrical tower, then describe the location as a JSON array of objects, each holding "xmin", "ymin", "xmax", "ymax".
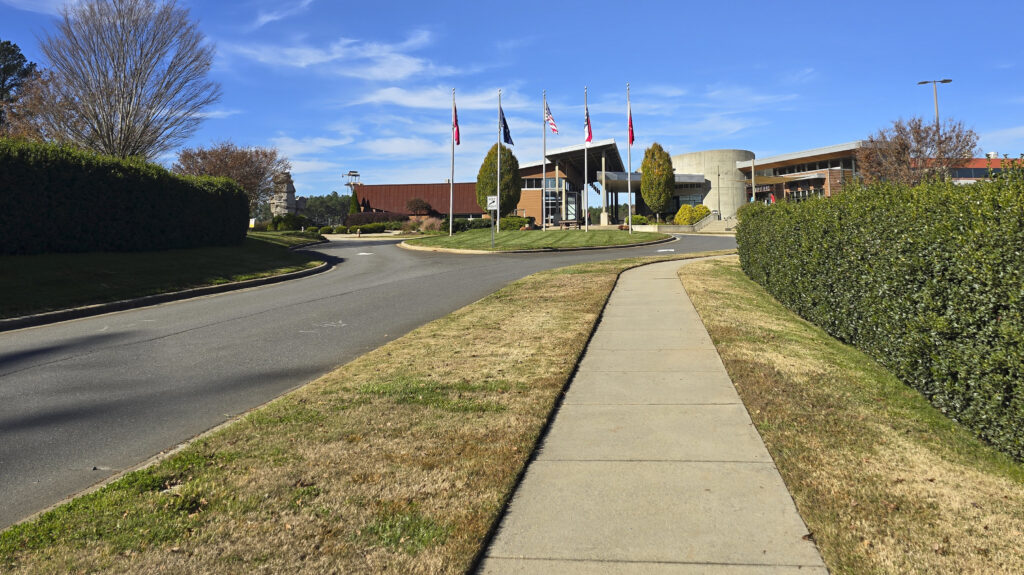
[{"xmin": 671, "ymin": 149, "xmax": 753, "ymax": 219}]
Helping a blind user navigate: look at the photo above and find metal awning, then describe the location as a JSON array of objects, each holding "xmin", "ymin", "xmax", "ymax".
[{"xmin": 520, "ymin": 139, "xmax": 624, "ymax": 185}]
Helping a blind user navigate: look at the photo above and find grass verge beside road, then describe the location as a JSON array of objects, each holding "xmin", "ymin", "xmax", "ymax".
[
  {"xmin": 679, "ymin": 256, "xmax": 1024, "ymax": 574},
  {"xmin": 404, "ymin": 228, "xmax": 668, "ymax": 251},
  {"xmin": 0, "ymin": 251, "xmax": 733, "ymax": 575},
  {"xmin": 0, "ymin": 234, "xmax": 324, "ymax": 320}
]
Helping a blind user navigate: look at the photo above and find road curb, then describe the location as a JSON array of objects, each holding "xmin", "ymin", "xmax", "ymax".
[
  {"xmin": 0, "ymin": 260, "xmax": 332, "ymax": 333},
  {"xmin": 397, "ymin": 234, "xmax": 677, "ymax": 254}
]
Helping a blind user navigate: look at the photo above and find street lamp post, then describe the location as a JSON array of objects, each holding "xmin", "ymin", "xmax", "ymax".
[{"xmin": 917, "ymin": 78, "xmax": 952, "ymax": 127}]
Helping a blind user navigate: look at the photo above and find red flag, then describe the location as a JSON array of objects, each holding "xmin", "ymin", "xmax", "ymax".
[
  {"xmin": 584, "ymin": 103, "xmax": 592, "ymax": 143},
  {"xmin": 628, "ymin": 99, "xmax": 634, "ymax": 146},
  {"xmin": 452, "ymin": 98, "xmax": 460, "ymax": 146}
]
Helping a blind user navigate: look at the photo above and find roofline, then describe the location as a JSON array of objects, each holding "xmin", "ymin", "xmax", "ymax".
[
  {"xmin": 519, "ymin": 138, "xmax": 620, "ymax": 169},
  {"xmin": 736, "ymin": 140, "xmax": 867, "ymax": 169}
]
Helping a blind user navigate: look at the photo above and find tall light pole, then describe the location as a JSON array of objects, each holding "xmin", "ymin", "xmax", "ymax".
[{"xmin": 917, "ymin": 78, "xmax": 951, "ymax": 127}]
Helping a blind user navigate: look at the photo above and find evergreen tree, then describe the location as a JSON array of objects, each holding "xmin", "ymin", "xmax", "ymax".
[
  {"xmin": 349, "ymin": 189, "xmax": 361, "ymax": 214},
  {"xmin": 475, "ymin": 143, "xmax": 523, "ymax": 216},
  {"xmin": 0, "ymin": 39, "xmax": 36, "ymax": 130},
  {"xmin": 640, "ymin": 142, "xmax": 674, "ymax": 222}
]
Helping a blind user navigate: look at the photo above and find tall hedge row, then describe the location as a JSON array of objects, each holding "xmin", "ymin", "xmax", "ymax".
[
  {"xmin": 0, "ymin": 139, "xmax": 249, "ymax": 254},
  {"xmin": 736, "ymin": 168, "xmax": 1024, "ymax": 459}
]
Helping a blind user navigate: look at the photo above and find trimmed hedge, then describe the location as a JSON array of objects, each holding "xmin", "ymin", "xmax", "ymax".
[
  {"xmin": 500, "ymin": 216, "xmax": 534, "ymax": 230},
  {"xmin": 0, "ymin": 139, "xmax": 248, "ymax": 254},
  {"xmin": 345, "ymin": 211, "xmax": 405, "ymax": 226},
  {"xmin": 443, "ymin": 218, "xmax": 492, "ymax": 233},
  {"xmin": 736, "ymin": 167, "xmax": 1024, "ymax": 459}
]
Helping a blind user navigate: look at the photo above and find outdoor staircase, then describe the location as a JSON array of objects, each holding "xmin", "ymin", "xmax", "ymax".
[{"xmin": 700, "ymin": 216, "xmax": 737, "ymax": 234}]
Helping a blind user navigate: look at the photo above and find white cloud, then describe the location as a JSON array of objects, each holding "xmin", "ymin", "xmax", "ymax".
[
  {"xmin": 197, "ymin": 108, "xmax": 243, "ymax": 119},
  {"xmin": 0, "ymin": 0, "xmax": 74, "ymax": 14},
  {"xmin": 354, "ymin": 86, "xmax": 528, "ymax": 110},
  {"xmin": 979, "ymin": 125, "xmax": 1024, "ymax": 155},
  {"xmin": 783, "ymin": 68, "xmax": 816, "ymax": 84},
  {"xmin": 221, "ymin": 29, "xmax": 456, "ymax": 81},
  {"xmin": 249, "ymin": 0, "xmax": 315, "ymax": 30},
  {"xmin": 271, "ymin": 135, "xmax": 354, "ymax": 157},
  {"xmin": 360, "ymin": 137, "xmax": 444, "ymax": 157},
  {"xmin": 702, "ymin": 84, "xmax": 799, "ymax": 109}
]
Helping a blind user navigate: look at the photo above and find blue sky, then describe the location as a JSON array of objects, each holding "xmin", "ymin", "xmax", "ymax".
[{"xmin": 2, "ymin": 0, "xmax": 1023, "ymax": 203}]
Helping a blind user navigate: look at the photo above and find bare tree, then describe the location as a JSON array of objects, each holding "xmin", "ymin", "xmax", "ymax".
[
  {"xmin": 856, "ymin": 116, "xmax": 979, "ymax": 186},
  {"xmin": 173, "ymin": 140, "xmax": 290, "ymax": 215},
  {"xmin": 35, "ymin": 0, "xmax": 220, "ymax": 159}
]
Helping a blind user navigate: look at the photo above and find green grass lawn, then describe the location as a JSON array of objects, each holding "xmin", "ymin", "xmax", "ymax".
[
  {"xmin": 0, "ymin": 234, "xmax": 325, "ymax": 319},
  {"xmin": 404, "ymin": 228, "xmax": 669, "ymax": 251}
]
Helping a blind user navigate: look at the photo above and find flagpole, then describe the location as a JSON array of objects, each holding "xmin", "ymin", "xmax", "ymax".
[
  {"xmin": 584, "ymin": 86, "xmax": 589, "ymax": 233},
  {"xmin": 627, "ymin": 82, "xmax": 632, "ymax": 234},
  {"xmin": 542, "ymin": 90, "xmax": 547, "ymax": 231},
  {"xmin": 493, "ymin": 89, "xmax": 497, "ymax": 233},
  {"xmin": 454, "ymin": 87, "xmax": 458, "ymax": 235}
]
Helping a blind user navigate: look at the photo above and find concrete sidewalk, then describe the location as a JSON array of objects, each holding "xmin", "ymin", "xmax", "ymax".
[{"xmin": 478, "ymin": 260, "xmax": 826, "ymax": 574}]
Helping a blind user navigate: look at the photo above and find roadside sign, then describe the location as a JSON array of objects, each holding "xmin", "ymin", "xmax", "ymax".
[{"xmin": 486, "ymin": 195, "xmax": 498, "ymax": 211}]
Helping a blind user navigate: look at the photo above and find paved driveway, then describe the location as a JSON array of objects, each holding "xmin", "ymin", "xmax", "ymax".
[{"xmin": 0, "ymin": 235, "xmax": 735, "ymax": 529}]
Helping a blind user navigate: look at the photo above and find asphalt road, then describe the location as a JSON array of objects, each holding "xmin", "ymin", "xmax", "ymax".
[{"xmin": 0, "ymin": 235, "xmax": 735, "ymax": 529}]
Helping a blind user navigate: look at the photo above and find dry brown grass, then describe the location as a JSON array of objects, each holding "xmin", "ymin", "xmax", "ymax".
[
  {"xmin": 0, "ymin": 253, "xmax": 734, "ymax": 574},
  {"xmin": 679, "ymin": 256, "xmax": 1024, "ymax": 575}
]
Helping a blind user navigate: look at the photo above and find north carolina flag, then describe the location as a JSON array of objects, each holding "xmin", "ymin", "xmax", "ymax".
[
  {"xmin": 452, "ymin": 98, "xmax": 460, "ymax": 146},
  {"xmin": 628, "ymin": 100, "xmax": 634, "ymax": 146},
  {"xmin": 584, "ymin": 104, "xmax": 592, "ymax": 143},
  {"xmin": 500, "ymin": 105, "xmax": 514, "ymax": 145}
]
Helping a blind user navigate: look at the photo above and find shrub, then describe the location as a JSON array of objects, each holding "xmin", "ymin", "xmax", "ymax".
[
  {"xmin": 250, "ymin": 222, "xmax": 269, "ymax": 232},
  {"xmin": 383, "ymin": 220, "xmax": 405, "ymax": 231},
  {"xmin": 673, "ymin": 204, "xmax": 712, "ymax": 225},
  {"xmin": 331, "ymin": 225, "xmax": 346, "ymax": 234},
  {"xmin": 629, "ymin": 214, "xmax": 649, "ymax": 225},
  {"xmin": 406, "ymin": 198, "xmax": 433, "ymax": 216},
  {"xmin": 0, "ymin": 139, "xmax": 247, "ymax": 254},
  {"xmin": 271, "ymin": 213, "xmax": 311, "ymax": 231},
  {"xmin": 692, "ymin": 204, "xmax": 711, "ymax": 221},
  {"xmin": 305, "ymin": 226, "xmax": 319, "ymax": 234},
  {"xmin": 419, "ymin": 217, "xmax": 443, "ymax": 232},
  {"xmin": 673, "ymin": 205, "xmax": 694, "ymax": 225},
  {"xmin": 442, "ymin": 218, "xmax": 492, "ymax": 233},
  {"xmin": 736, "ymin": 163, "xmax": 1024, "ymax": 460},
  {"xmin": 350, "ymin": 223, "xmax": 386, "ymax": 234},
  {"xmin": 345, "ymin": 211, "xmax": 405, "ymax": 226},
  {"xmin": 500, "ymin": 216, "xmax": 534, "ymax": 230}
]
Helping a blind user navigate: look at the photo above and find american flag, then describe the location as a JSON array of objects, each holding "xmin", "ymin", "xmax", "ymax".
[{"xmin": 545, "ymin": 102, "xmax": 558, "ymax": 134}]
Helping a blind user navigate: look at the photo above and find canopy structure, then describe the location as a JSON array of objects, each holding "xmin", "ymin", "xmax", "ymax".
[
  {"xmin": 601, "ymin": 172, "xmax": 705, "ymax": 195},
  {"xmin": 521, "ymin": 139, "xmax": 624, "ymax": 190}
]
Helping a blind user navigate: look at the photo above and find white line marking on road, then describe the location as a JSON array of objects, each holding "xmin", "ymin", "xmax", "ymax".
[
  {"xmin": 357, "ymin": 252, "xmax": 374, "ymax": 255},
  {"xmin": 298, "ymin": 330, "xmax": 318, "ymax": 334},
  {"xmin": 657, "ymin": 249, "xmax": 676, "ymax": 252},
  {"xmin": 98, "ymin": 325, "xmax": 109, "ymax": 332}
]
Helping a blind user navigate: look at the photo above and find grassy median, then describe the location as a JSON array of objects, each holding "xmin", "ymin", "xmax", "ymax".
[
  {"xmin": 0, "ymin": 233, "xmax": 324, "ymax": 320},
  {"xmin": 679, "ymin": 256, "xmax": 1024, "ymax": 574},
  {"xmin": 404, "ymin": 228, "xmax": 668, "ymax": 251},
  {"xmin": 0, "ymin": 251, "xmax": 734, "ymax": 574}
]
